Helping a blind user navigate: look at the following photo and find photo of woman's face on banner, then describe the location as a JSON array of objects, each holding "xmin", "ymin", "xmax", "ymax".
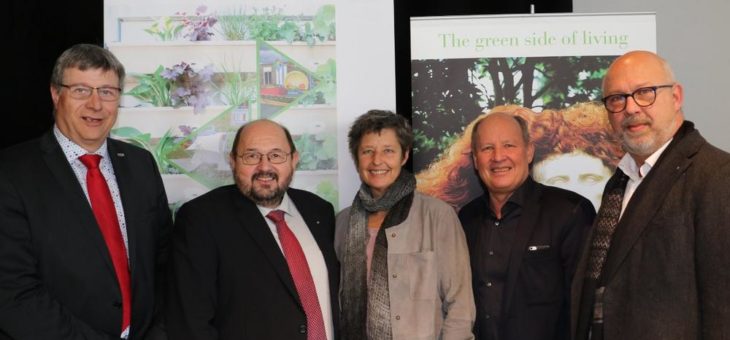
[{"xmin": 412, "ymin": 56, "xmax": 625, "ymax": 211}]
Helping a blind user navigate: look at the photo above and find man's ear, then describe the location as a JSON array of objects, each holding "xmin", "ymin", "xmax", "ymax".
[
  {"xmin": 50, "ymin": 84, "xmax": 60, "ymax": 107},
  {"xmin": 527, "ymin": 142, "xmax": 535, "ymax": 164},
  {"xmin": 228, "ymin": 153, "xmax": 236, "ymax": 170},
  {"xmin": 291, "ymin": 151, "xmax": 300, "ymax": 169},
  {"xmin": 672, "ymin": 83, "xmax": 684, "ymax": 112}
]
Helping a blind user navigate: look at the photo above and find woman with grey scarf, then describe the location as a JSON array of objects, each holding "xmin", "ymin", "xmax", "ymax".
[{"xmin": 334, "ymin": 110, "xmax": 475, "ymax": 340}]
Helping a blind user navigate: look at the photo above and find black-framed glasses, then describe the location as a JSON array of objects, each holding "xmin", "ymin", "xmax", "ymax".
[
  {"xmin": 59, "ymin": 84, "xmax": 122, "ymax": 102},
  {"xmin": 601, "ymin": 84, "xmax": 674, "ymax": 113},
  {"xmin": 236, "ymin": 151, "xmax": 291, "ymax": 165}
]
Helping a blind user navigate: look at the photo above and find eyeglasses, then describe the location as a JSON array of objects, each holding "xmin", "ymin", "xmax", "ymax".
[
  {"xmin": 236, "ymin": 151, "xmax": 291, "ymax": 165},
  {"xmin": 601, "ymin": 84, "xmax": 674, "ymax": 113},
  {"xmin": 59, "ymin": 84, "xmax": 122, "ymax": 102}
]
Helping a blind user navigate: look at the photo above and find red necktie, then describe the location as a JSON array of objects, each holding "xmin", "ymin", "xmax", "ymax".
[
  {"xmin": 79, "ymin": 154, "xmax": 131, "ymax": 334},
  {"xmin": 266, "ymin": 210, "xmax": 327, "ymax": 340}
]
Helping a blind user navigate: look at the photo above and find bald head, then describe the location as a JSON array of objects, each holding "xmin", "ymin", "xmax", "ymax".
[
  {"xmin": 603, "ymin": 50, "xmax": 676, "ymax": 92},
  {"xmin": 602, "ymin": 50, "xmax": 684, "ymax": 164},
  {"xmin": 471, "ymin": 112, "xmax": 530, "ymax": 152},
  {"xmin": 230, "ymin": 119, "xmax": 296, "ymax": 158}
]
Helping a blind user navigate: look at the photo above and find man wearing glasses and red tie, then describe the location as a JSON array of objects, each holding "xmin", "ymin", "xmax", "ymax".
[
  {"xmin": 0, "ymin": 44, "xmax": 172, "ymax": 339},
  {"xmin": 166, "ymin": 119, "xmax": 339, "ymax": 340},
  {"xmin": 572, "ymin": 50, "xmax": 730, "ymax": 340}
]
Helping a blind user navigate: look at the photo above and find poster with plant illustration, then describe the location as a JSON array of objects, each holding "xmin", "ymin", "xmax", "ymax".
[
  {"xmin": 104, "ymin": 0, "xmax": 338, "ymax": 211},
  {"xmin": 410, "ymin": 14, "xmax": 656, "ymax": 210}
]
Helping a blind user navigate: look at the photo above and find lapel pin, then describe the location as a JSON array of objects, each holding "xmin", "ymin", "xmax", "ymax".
[{"xmin": 117, "ymin": 153, "xmax": 125, "ymax": 157}]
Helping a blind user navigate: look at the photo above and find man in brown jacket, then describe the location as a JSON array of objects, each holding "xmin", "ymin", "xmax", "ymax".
[{"xmin": 572, "ymin": 50, "xmax": 730, "ymax": 340}]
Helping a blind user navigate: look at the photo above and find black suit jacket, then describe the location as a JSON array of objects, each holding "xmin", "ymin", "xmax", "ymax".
[
  {"xmin": 571, "ymin": 122, "xmax": 730, "ymax": 340},
  {"xmin": 165, "ymin": 185, "xmax": 340, "ymax": 340},
  {"xmin": 459, "ymin": 178, "xmax": 595, "ymax": 340},
  {"xmin": 0, "ymin": 131, "xmax": 172, "ymax": 339}
]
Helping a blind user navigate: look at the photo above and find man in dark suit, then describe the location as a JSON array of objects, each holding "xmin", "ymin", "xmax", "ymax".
[
  {"xmin": 166, "ymin": 119, "xmax": 339, "ymax": 340},
  {"xmin": 0, "ymin": 44, "xmax": 172, "ymax": 339},
  {"xmin": 459, "ymin": 112, "xmax": 595, "ymax": 340},
  {"xmin": 572, "ymin": 51, "xmax": 730, "ymax": 340}
]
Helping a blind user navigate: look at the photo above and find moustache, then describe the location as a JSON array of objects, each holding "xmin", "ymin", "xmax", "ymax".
[
  {"xmin": 252, "ymin": 171, "xmax": 278, "ymax": 181},
  {"xmin": 621, "ymin": 116, "xmax": 652, "ymax": 129}
]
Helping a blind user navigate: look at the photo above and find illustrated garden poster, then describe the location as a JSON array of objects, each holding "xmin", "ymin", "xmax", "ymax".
[{"xmin": 105, "ymin": 0, "xmax": 396, "ymax": 212}]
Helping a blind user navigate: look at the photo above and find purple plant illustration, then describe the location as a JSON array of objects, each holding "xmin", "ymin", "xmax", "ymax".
[
  {"xmin": 178, "ymin": 5, "xmax": 218, "ymax": 41},
  {"xmin": 161, "ymin": 62, "xmax": 214, "ymax": 113}
]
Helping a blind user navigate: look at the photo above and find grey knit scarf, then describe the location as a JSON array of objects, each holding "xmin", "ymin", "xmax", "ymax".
[{"xmin": 341, "ymin": 170, "xmax": 416, "ymax": 340}]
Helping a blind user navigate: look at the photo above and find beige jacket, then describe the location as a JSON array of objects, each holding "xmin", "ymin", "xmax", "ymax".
[{"xmin": 336, "ymin": 192, "xmax": 475, "ymax": 340}]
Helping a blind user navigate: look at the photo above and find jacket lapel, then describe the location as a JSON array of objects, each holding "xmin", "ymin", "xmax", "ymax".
[
  {"xmin": 231, "ymin": 191, "xmax": 300, "ymax": 302},
  {"xmin": 39, "ymin": 131, "xmax": 118, "ymax": 277},
  {"xmin": 600, "ymin": 124, "xmax": 701, "ymax": 284}
]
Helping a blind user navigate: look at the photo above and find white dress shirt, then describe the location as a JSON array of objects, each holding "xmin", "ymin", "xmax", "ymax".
[
  {"xmin": 53, "ymin": 125, "xmax": 130, "ymax": 338},
  {"xmin": 258, "ymin": 193, "xmax": 334, "ymax": 340},
  {"xmin": 617, "ymin": 138, "xmax": 673, "ymax": 218}
]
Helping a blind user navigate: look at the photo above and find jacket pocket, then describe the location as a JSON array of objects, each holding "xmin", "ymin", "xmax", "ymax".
[{"xmin": 406, "ymin": 251, "xmax": 437, "ymax": 300}]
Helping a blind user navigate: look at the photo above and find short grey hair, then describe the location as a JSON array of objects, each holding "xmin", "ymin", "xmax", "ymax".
[
  {"xmin": 347, "ymin": 110, "xmax": 413, "ymax": 165},
  {"xmin": 50, "ymin": 44, "xmax": 126, "ymax": 91}
]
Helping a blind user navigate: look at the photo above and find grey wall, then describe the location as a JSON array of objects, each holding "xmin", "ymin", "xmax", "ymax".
[{"xmin": 574, "ymin": 0, "xmax": 730, "ymax": 151}]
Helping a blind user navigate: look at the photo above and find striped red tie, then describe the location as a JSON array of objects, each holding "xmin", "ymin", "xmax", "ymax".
[
  {"xmin": 266, "ymin": 210, "xmax": 326, "ymax": 340},
  {"xmin": 79, "ymin": 154, "xmax": 131, "ymax": 334}
]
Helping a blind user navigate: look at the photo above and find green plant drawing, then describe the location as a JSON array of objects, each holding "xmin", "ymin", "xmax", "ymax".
[
  {"xmin": 144, "ymin": 5, "xmax": 336, "ymax": 44},
  {"xmin": 216, "ymin": 8, "xmax": 248, "ymax": 40},
  {"xmin": 313, "ymin": 5, "xmax": 336, "ymax": 40},
  {"xmin": 127, "ymin": 62, "xmax": 215, "ymax": 113},
  {"xmin": 300, "ymin": 4, "xmax": 336, "ymax": 45},
  {"xmin": 111, "ymin": 127, "xmax": 184, "ymax": 174},
  {"xmin": 213, "ymin": 62, "xmax": 257, "ymax": 107},
  {"xmin": 299, "ymin": 59, "xmax": 336, "ymax": 105},
  {"xmin": 315, "ymin": 180, "xmax": 338, "ymax": 211},
  {"xmin": 295, "ymin": 133, "xmax": 336, "ymax": 170},
  {"xmin": 245, "ymin": 6, "xmax": 290, "ymax": 41},
  {"xmin": 126, "ymin": 65, "xmax": 173, "ymax": 107},
  {"xmin": 144, "ymin": 16, "xmax": 184, "ymax": 41}
]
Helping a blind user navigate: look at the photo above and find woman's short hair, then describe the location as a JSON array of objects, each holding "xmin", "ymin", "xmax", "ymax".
[{"xmin": 347, "ymin": 110, "xmax": 413, "ymax": 165}]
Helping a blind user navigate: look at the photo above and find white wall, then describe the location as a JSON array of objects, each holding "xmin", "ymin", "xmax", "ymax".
[{"xmin": 574, "ymin": 0, "xmax": 730, "ymax": 152}]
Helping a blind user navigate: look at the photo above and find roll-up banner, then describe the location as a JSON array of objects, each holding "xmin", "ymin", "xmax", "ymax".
[{"xmin": 411, "ymin": 13, "xmax": 655, "ymax": 210}]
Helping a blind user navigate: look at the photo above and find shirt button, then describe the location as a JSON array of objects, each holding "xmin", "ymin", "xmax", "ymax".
[
  {"xmin": 391, "ymin": 233, "xmax": 396, "ymax": 238},
  {"xmin": 395, "ymin": 315, "xmax": 401, "ymax": 320},
  {"xmin": 488, "ymin": 251, "xmax": 494, "ymax": 256},
  {"xmin": 485, "ymin": 314, "xmax": 491, "ymax": 319},
  {"xmin": 494, "ymin": 221, "xmax": 500, "ymax": 226},
  {"xmin": 392, "ymin": 273, "xmax": 397, "ymax": 278},
  {"xmin": 486, "ymin": 282, "xmax": 492, "ymax": 287}
]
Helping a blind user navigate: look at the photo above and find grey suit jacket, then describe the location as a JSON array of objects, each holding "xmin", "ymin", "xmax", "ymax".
[
  {"xmin": 0, "ymin": 131, "xmax": 172, "ymax": 339},
  {"xmin": 571, "ymin": 121, "xmax": 730, "ymax": 340}
]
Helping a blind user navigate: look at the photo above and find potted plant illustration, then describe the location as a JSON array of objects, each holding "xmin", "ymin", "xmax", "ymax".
[
  {"xmin": 178, "ymin": 5, "xmax": 218, "ymax": 41},
  {"xmin": 127, "ymin": 61, "xmax": 214, "ymax": 114},
  {"xmin": 144, "ymin": 16, "xmax": 184, "ymax": 41}
]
